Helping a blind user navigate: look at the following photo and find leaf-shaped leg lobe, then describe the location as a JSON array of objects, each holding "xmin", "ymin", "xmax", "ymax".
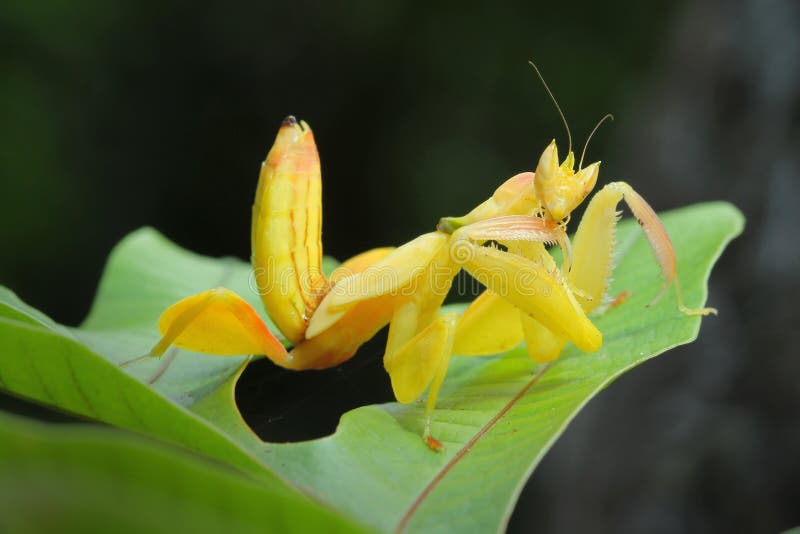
[
  {"xmin": 519, "ymin": 312, "xmax": 567, "ymax": 363},
  {"xmin": 284, "ymin": 246, "xmax": 400, "ymax": 370},
  {"xmin": 287, "ymin": 295, "xmax": 396, "ymax": 370},
  {"xmin": 452, "ymin": 291, "xmax": 523, "ymax": 356},
  {"xmin": 151, "ymin": 288, "xmax": 289, "ymax": 365},
  {"xmin": 307, "ymin": 233, "xmax": 447, "ymax": 338},
  {"xmin": 384, "ymin": 311, "xmax": 457, "ymax": 450}
]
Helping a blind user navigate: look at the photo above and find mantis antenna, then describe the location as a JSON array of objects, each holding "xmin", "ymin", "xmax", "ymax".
[
  {"xmin": 528, "ymin": 60, "xmax": 572, "ymax": 155},
  {"xmin": 578, "ymin": 113, "xmax": 614, "ymax": 170}
]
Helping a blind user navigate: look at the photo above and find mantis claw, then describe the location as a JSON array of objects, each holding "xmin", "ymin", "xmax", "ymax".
[
  {"xmin": 424, "ymin": 429, "xmax": 444, "ymax": 452},
  {"xmin": 118, "ymin": 346, "xmax": 178, "ymax": 385}
]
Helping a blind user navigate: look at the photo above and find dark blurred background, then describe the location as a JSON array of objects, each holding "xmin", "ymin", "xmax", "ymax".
[{"xmin": 1, "ymin": 0, "xmax": 799, "ymax": 532}]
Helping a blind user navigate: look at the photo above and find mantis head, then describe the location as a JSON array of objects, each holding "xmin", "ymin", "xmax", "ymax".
[{"xmin": 534, "ymin": 140, "xmax": 600, "ymax": 223}]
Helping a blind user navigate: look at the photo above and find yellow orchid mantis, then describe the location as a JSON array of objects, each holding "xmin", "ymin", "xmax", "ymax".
[{"xmin": 131, "ymin": 113, "xmax": 714, "ymax": 451}]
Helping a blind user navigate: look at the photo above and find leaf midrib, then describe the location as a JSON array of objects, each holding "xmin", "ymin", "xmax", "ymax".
[{"xmin": 395, "ymin": 362, "xmax": 551, "ymax": 533}]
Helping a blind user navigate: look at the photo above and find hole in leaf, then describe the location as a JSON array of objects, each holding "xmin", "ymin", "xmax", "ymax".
[{"xmin": 235, "ymin": 330, "xmax": 395, "ymax": 442}]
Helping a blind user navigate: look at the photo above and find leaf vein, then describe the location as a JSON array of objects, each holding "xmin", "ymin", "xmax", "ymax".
[
  {"xmin": 66, "ymin": 357, "xmax": 98, "ymax": 417},
  {"xmin": 395, "ymin": 362, "xmax": 551, "ymax": 533}
]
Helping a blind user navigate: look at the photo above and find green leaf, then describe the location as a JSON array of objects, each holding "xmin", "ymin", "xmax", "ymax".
[
  {"xmin": 0, "ymin": 202, "xmax": 743, "ymax": 533},
  {"xmin": 0, "ymin": 410, "xmax": 370, "ymax": 534}
]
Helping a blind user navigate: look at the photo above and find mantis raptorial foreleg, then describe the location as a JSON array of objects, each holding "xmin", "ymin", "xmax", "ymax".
[
  {"xmin": 569, "ymin": 181, "xmax": 717, "ymax": 316},
  {"xmin": 452, "ymin": 238, "xmax": 566, "ymax": 361}
]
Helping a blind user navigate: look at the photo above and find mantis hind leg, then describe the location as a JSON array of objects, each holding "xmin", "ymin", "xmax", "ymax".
[
  {"xmin": 452, "ymin": 287, "xmax": 569, "ymax": 363},
  {"xmin": 121, "ymin": 288, "xmax": 290, "ymax": 374},
  {"xmin": 570, "ymin": 182, "xmax": 716, "ymax": 316},
  {"xmin": 383, "ymin": 303, "xmax": 457, "ymax": 451},
  {"xmin": 452, "ymin": 291, "xmax": 524, "ymax": 356}
]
